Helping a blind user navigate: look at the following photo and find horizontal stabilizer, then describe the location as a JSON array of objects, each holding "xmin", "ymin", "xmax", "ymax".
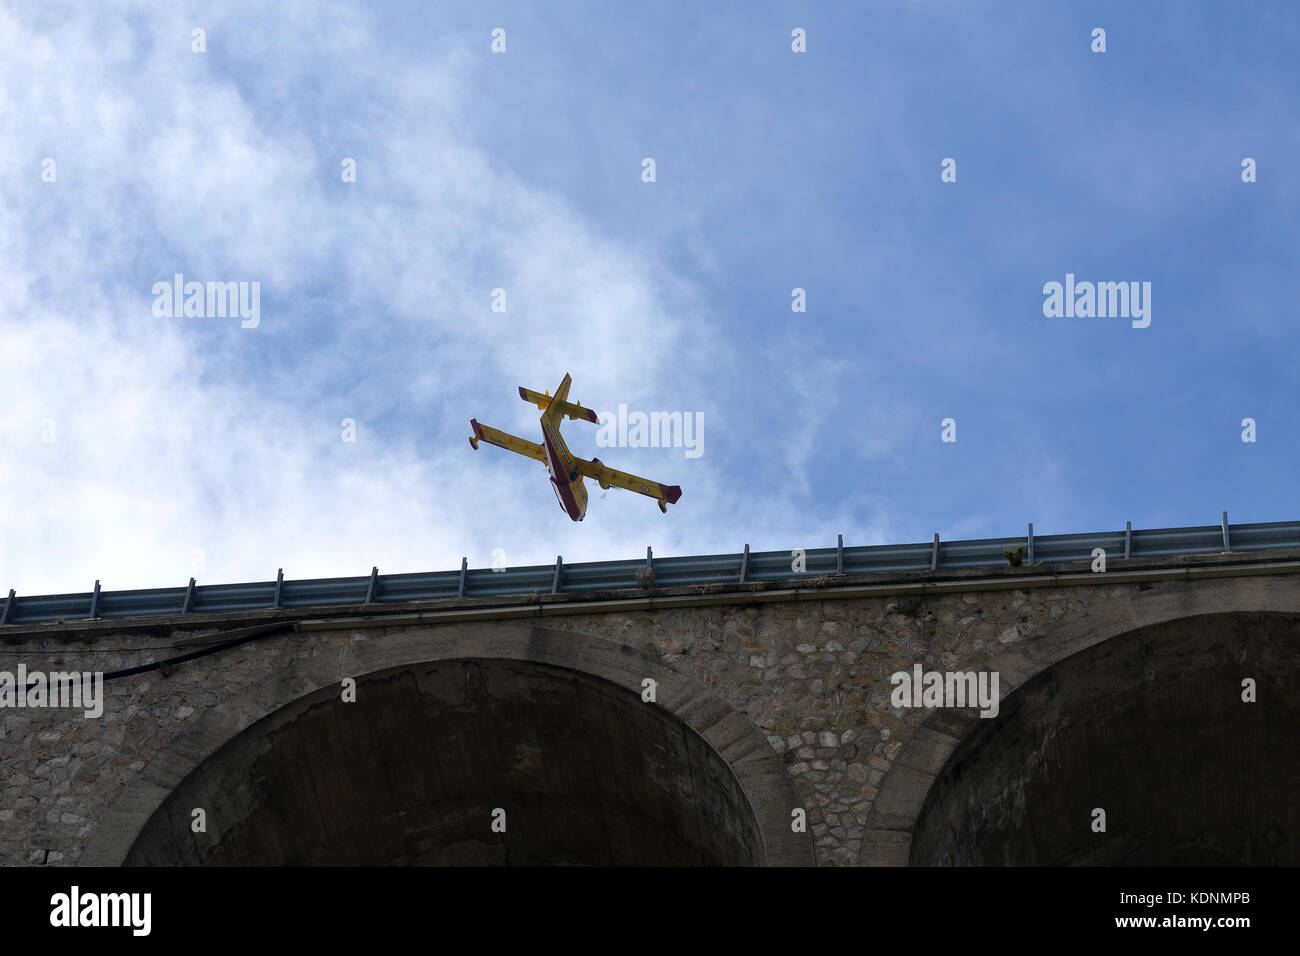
[{"xmin": 519, "ymin": 386, "xmax": 599, "ymax": 424}]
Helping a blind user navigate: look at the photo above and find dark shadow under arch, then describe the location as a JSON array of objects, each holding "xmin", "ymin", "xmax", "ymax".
[
  {"xmin": 909, "ymin": 611, "xmax": 1300, "ymax": 865},
  {"xmin": 124, "ymin": 657, "xmax": 769, "ymax": 865}
]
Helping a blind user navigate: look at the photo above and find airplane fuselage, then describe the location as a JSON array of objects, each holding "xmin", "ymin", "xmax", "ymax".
[{"xmin": 541, "ymin": 416, "xmax": 588, "ymax": 521}]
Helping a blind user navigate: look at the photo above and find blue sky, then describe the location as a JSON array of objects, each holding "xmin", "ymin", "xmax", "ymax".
[{"xmin": 1, "ymin": 1, "xmax": 1297, "ymax": 594}]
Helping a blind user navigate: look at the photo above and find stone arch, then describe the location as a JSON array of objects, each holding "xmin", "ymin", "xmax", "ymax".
[
  {"xmin": 81, "ymin": 623, "xmax": 812, "ymax": 866},
  {"xmin": 860, "ymin": 576, "xmax": 1300, "ymax": 865},
  {"xmin": 909, "ymin": 610, "xmax": 1300, "ymax": 864}
]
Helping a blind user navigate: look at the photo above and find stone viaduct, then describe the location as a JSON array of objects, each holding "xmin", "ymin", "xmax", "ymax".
[{"xmin": 2, "ymin": 547, "xmax": 1298, "ymax": 866}]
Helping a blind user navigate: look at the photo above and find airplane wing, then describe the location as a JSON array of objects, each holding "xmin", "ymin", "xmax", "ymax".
[
  {"xmin": 575, "ymin": 457, "xmax": 682, "ymax": 513},
  {"xmin": 468, "ymin": 418, "xmax": 546, "ymax": 463},
  {"xmin": 519, "ymin": 386, "xmax": 599, "ymax": 424}
]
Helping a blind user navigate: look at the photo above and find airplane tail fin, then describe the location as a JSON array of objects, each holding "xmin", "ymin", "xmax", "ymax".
[
  {"xmin": 551, "ymin": 373, "xmax": 572, "ymax": 408},
  {"xmin": 519, "ymin": 373, "xmax": 599, "ymax": 424}
]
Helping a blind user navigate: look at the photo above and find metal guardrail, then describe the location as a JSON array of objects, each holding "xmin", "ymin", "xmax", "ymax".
[{"xmin": 2, "ymin": 514, "xmax": 1295, "ymax": 627}]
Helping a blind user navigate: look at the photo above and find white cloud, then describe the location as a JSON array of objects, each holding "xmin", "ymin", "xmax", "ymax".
[{"xmin": 0, "ymin": 2, "xmax": 887, "ymax": 597}]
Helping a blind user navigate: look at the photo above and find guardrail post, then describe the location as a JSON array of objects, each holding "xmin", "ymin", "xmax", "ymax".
[
  {"xmin": 739, "ymin": 544, "xmax": 750, "ymax": 582},
  {"xmin": 1222, "ymin": 511, "xmax": 1231, "ymax": 551},
  {"xmin": 89, "ymin": 580, "xmax": 101, "ymax": 620},
  {"xmin": 457, "ymin": 557, "xmax": 468, "ymax": 597},
  {"xmin": 365, "ymin": 566, "xmax": 379, "ymax": 603},
  {"xmin": 1124, "ymin": 521, "xmax": 1132, "ymax": 559},
  {"xmin": 551, "ymin": 556, "xmax": 563, "ymax": 594},
  {"xmin": 931, "ymin": 533, "xmax": 940, "ymax": 571},
  {"xmin": 1, "ymin": 589, "xmax": 13, "ymax": 625},
  {"xmin": 836, "ymin": 534, "xmax": 844, "ymax": 574},
  {"xmin": 273, "ymin": 568, "xmax": 284, "ymax": 608},
  {"xmin": 1027, "ymin": 523, "xmax": 1035, "ymax": 564},
  {"xmin": 183, "ymin": 577, "xmax": 196, "ymax": 614}
]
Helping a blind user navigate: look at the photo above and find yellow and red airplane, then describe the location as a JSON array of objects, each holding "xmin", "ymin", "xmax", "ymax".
[{"xmin": 469, "ymin": 373, "xmax": 682, "ymax": 521}]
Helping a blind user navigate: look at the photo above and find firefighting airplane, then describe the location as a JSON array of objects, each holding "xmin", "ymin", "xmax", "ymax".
[{"xmin": 469, "ymin": 373, "xmax": 682, "ymax": 521}]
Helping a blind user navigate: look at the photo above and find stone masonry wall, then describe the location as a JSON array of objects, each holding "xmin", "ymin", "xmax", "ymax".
[{"xmin": 3, "ymin": 555, "xmax": 1298, "ymax": 866}]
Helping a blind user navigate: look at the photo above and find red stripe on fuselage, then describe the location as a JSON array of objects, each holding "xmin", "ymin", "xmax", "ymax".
[{"xmin": 541, "ymin": 419, "xmax": 587, "ymax": 521}]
